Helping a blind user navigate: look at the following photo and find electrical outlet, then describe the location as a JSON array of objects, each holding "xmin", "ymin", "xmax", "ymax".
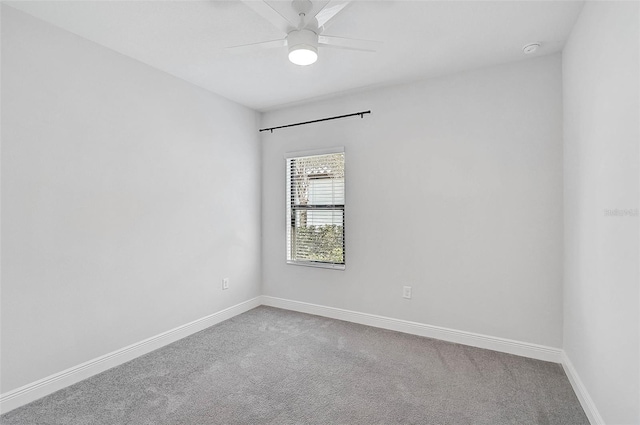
[
  {"xmin": 403, "ymin": 286, "xmax": 412, "ymax": 299},
  {"xmin": 222, "ymin": 278, "xmax": 229, "ymax": 290}
]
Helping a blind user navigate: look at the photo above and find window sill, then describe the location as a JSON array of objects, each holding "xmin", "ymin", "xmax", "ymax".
[{"xmin": 286, "ymin": 261, "xmax": 345, "ymax": 271}]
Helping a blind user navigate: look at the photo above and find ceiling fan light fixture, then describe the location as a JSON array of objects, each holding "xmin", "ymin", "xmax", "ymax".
[
  {"xmin": 287, "ymin": 29, "xmax": 319, "ymax": 66},
  {"xmin": 288, "ymin": 45, "xmax": 318, "ymax": 66}
]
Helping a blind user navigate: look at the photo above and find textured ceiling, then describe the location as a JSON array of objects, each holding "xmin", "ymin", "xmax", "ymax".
[{"xmin": 7, "ymin": 0, "xmax": 584, "ymax": 111}]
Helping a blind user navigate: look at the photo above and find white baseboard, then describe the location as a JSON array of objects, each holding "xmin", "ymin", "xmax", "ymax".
[
  {"xmin": 0, "ymin": 297, "xmax": 261, "ymax": 414},
  {"xmin": 261, "ymin": 296, "xmax": 562, "ymax": 363},
  {"xmin": 561, "ymin": 351, "xmax": 604, "ymax": 425}
]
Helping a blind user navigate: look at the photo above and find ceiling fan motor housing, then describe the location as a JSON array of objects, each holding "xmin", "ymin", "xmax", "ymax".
[{"xmin": 288, "ymin": 29, "xmax": 318, "ymax": 52}]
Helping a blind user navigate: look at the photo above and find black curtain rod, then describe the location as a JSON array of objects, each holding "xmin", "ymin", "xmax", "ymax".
[{"xmin": 259, "ymin": 110, "xmax": 371, "ymax": 133}]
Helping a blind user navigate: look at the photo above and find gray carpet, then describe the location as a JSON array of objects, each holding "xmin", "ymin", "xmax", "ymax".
[{"xmin": 1, "ymin": 306, "xmax": 588, "ymax": 425}]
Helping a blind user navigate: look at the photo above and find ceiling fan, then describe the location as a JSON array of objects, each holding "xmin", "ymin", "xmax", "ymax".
[{"xmin": 228, "ymin": 0, "xmax": 380, "ymax": 66}]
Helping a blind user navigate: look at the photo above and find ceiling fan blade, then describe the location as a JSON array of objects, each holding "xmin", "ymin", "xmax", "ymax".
[
  {"xmin": 318, "ymin": 35, "xmax": 381, "ymax": 52},
  {"xmin": 226, "ymin": 39, "xmax": 287, "ymax": 54},
  {"xmin": 312, "ymin": 0, "xmax": 351, "ymax": 30},
  {"xmin": 240, "ymin": 0, "xmax": 296, "ymax": 34}
]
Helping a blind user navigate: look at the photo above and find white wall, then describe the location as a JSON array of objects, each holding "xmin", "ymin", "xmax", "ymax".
[
  {"xmin": 1, "ymin": 5, "xmax": 261, "ymax": 393},
  {"xmin": 262, "ymin": 54, "xmax": 564, "ymax": 348},
  {"xmin": 563, "ymin": 2, "xmax": 640, "ymax": 424}
]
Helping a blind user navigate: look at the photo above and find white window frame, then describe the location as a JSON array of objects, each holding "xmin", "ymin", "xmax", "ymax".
[{"xmin": 285, "ymin": 147, "xmax": 345, "ymax": 270}]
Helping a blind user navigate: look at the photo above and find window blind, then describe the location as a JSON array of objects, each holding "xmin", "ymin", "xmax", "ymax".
[{"xmin": 286, "ymin": 151, "xmax": 345, "ymax": 269}]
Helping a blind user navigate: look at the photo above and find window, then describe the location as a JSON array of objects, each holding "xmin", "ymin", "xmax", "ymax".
[{"xmin": 286, "ymin": 149, "xmax": 345, "ymax": 269}]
